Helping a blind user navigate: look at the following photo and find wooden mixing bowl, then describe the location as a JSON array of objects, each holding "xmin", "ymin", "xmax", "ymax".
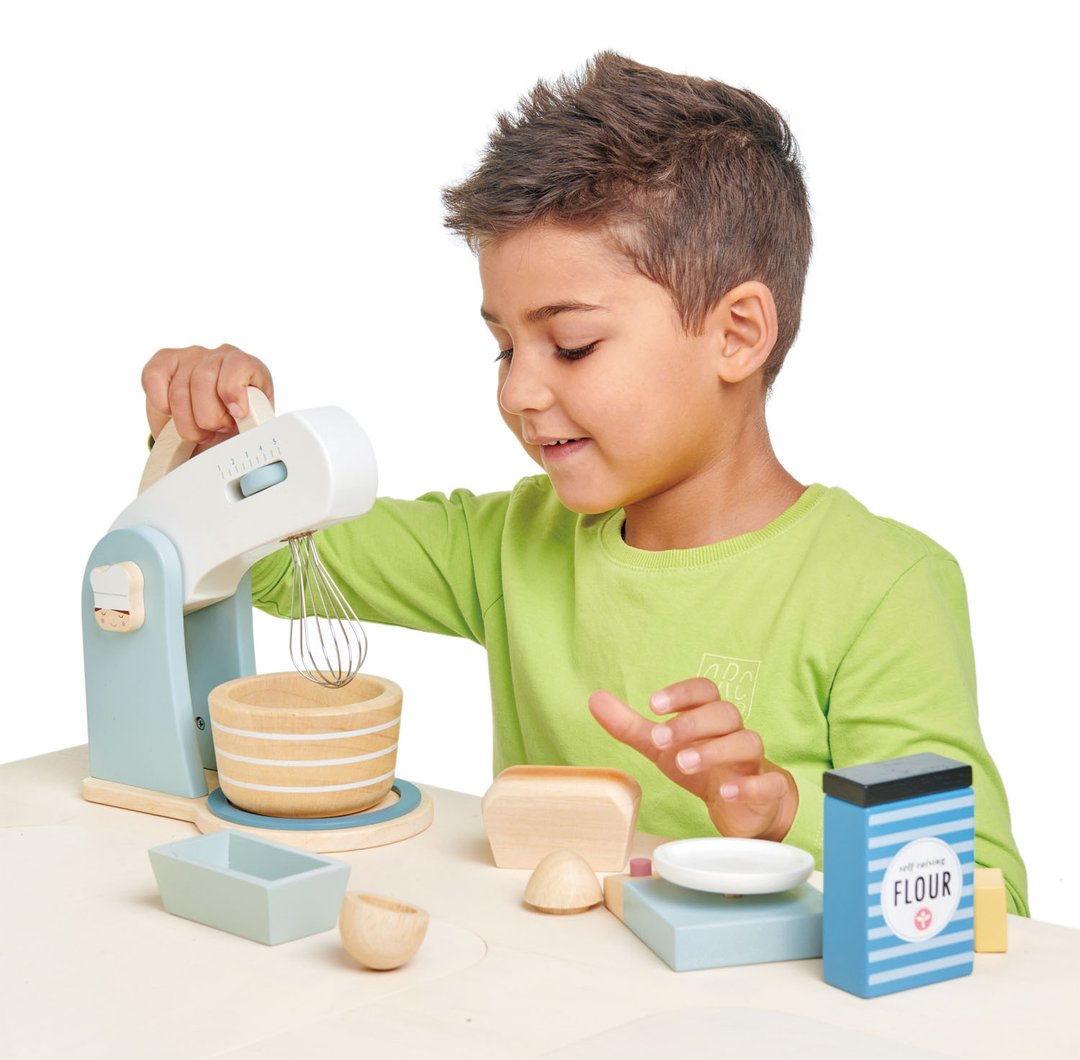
[{"xmin": 208, "ymin": 672, "xmax": 402, "ymax": 818}]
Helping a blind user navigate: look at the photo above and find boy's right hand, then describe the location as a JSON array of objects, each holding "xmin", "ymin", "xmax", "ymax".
[{"xmin": 141, "ymin": 344, "xmax": 274, "ymax": 449}]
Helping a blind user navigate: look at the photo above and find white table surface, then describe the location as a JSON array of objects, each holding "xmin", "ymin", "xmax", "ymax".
[{"xmin": 2, "ymin": 746, "xmax": 1076, "ymax": 1059}]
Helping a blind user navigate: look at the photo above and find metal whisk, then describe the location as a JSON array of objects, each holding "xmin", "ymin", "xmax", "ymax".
[{"xmin": 287, "ymin": 531, "xmax": 367, "ymax": 688}]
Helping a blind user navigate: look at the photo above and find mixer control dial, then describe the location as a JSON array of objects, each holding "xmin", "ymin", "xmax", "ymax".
[{"xmin": 238, "ymin": 461, "xmax": 288, "ymax": 497}]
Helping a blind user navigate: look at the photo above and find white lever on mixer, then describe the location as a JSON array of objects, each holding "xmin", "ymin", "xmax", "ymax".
[{"xmin": 114, "ymin": 387, "xmax": 378, "ymax": 612}]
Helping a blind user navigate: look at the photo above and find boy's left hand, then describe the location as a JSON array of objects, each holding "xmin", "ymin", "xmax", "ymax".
[{"xmin": 589, "ymin": 678, "xmax": 798, "ymax": 842}]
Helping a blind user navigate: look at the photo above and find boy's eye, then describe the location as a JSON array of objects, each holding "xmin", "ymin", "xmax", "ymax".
[
  {"xmin": 556, "ymin": 342, "xmax": 597, "ymax": 361},
  {"xmin": 493, "ymin": 342, "xmax": 597, "ymax": 364}
]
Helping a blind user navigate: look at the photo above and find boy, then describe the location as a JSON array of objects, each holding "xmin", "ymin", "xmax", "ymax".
[{"xmin": 142, "ymin": 52, "xmax": 1027, "ymax": 912}]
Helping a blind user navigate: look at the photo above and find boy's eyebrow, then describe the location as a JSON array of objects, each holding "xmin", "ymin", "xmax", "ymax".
[{"xmin": 480, "ymin": 301, "xmax": 606, "ymax": 325}]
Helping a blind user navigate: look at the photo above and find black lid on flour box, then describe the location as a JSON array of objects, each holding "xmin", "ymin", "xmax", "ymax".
[{"xmin": 823, "ymin": 753, "xmax": 972, "ymax": 807}]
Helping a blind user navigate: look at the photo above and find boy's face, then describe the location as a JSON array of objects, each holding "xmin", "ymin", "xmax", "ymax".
[{"xmin": 479, "ymin": 223, "xmax": 742, "ymax": 518}]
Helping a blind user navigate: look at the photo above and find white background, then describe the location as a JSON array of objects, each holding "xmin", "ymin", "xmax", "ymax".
[{"xmin": 2, "ymin": 2, "xmax": 1076, "ymax": 927}]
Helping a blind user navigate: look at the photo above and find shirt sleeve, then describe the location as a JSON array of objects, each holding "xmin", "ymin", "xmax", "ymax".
[
  {"xmin": 826, "ymin": 554, "xmax": 1029, "ymax": 915},
  {"xmin": 248, "ymin": 488, "xmax": 511, "ymax": 646}
]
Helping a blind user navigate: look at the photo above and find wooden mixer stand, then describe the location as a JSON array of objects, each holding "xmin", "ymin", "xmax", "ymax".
[{"xmin": 82, "ymin": 773, "xmax": 433, "ymax": 853}]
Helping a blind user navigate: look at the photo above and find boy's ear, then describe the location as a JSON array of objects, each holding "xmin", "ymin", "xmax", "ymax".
[{"xmin": 710, "ymin": 281, "xmax": 778, "ymax": 383}]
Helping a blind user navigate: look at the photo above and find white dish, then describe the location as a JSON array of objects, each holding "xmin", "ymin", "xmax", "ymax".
[{"xmin": 652, "ymin": 837, "xmax": 814, "ymax": 895}]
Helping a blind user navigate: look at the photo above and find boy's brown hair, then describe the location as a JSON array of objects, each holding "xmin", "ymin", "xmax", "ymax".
[{"xmin": 442, "ymin": 51, "xmax": 813, "ymax": 389}]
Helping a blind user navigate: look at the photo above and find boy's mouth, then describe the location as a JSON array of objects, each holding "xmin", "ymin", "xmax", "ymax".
[{"xmin": 538, "ymin": 437, "xmax": 589, "ymax": 461}]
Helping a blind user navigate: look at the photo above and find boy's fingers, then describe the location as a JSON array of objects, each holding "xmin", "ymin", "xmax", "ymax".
[
  {"xmin": 190, "ymin": 351, "xmax": 233, "ymax": 433},
  {"xmin": 672, "ymin": 727, "xmax": 765, "ymax": 773},
  {"xmin": 651, "ymin": 699, "xmax": 743, "ymax": 750},
  {"xmin": 189, "ymin": 345, "xmax": 271, "ymax": 432},
  {"xmin": 716, "ymin": 771, "xmax": 790, "ymax": 804},
  {"xmin": 588, "ymin": 690, "xmax": 658, "ymax": 760},
  {"xmin": 167, "ymin": 368, "xmax": 214, "ymax": 443},
  {"xmin": 649, "ymin": 677, "xmax": 722, "ymax": 714},
  {"xmin": 141, "ymin": 348, "xmax": 180, "ymax": 421},
  {"xmin": 140, "ymin": 344, "xmax": 274, "ymax": 443},
  {"xmin": 218, "ymin": 345, "xmax": 274, "ymax": 415}
]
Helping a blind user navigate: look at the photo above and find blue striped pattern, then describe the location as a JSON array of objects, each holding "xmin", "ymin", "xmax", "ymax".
[{"xmin": 863, "ymin": 789, "xmax": 974, "ymax": 991}]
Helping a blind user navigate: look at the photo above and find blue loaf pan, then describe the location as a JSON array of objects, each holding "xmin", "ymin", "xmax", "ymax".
[{"xmin": 149, "ymin": 829, "xmax": 350, "ymax": 945}]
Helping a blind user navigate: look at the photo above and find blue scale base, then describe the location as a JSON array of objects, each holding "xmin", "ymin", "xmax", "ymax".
[
  {"xmin": 621, "ymin": 878, "xmax": 823, "ymax": 971},
  {"xmin": 207, "ymin": 779, "xmax": 422, "ymax": 831}
]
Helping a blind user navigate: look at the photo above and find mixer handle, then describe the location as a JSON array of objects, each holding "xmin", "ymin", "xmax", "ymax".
[{"xmin": 138, "ymin": 387, "xmax": 275, "ymax": 494}]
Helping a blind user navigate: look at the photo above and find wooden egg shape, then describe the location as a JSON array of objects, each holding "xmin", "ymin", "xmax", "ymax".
[
  {"xmin": 339, "ymin": 892, "xmax": 429, "ymax": 970},
  {"xmin": 523, "ymin": 849, "xmax": 603, "ymax": 915}
]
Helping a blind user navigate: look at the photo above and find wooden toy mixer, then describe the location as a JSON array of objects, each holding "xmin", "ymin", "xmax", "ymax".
[{"xmin": 81, "ymin": 388, "xmax": 433, "ymax": 851}]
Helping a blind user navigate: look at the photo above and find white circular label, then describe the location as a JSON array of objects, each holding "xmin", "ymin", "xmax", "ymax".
[{"xmin": 880, "ymin": 837, "xmax": 962, "ymax": 941}]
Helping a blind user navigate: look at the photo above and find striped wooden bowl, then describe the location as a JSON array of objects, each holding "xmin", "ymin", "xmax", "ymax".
[{"xmin": 208, "ymin": 672, "xmax": 401, "ymax": 818}]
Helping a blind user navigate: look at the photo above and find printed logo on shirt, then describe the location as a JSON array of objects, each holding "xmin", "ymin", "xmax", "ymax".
[{"xmin": 697, "ymin": 654, "xmax": 761, "ymax": 720}]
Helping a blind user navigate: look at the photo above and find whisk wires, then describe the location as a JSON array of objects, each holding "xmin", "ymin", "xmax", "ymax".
[{"xmin": 288, "ymin": 532, "xmax": 367, "ymax": 688}]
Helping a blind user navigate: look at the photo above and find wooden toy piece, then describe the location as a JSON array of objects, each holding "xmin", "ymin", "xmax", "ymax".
[
  {"xmin": 82, "ymin": 773, "xmax": 435, "ymax": 854},
  {"xmin": 974, "ymin": 867, "xmax": 1008, "ymax": 953},
  {"xmin": 90, "ymin": 561, "xmax": 145, "ymax": 633},
  {"xmin": 621, "ymin": 877, "xmax": 822, "ymax": 971},
  {"xmin": 823, "ymin": 753, "xmax": 975, "ymax": 999},
  {"xmin": 524, "ymin": 849, "xmax": 604, "ymax": 915},
  {"xmin": 233, "ymin": 386, "xmax": 276, "ymax": 432},
  {"xmin": 138, "ymin": 419, "xmax": 196, "ymax": 494},
  {"xmin": 339, "ymin": 892, "xmax": 429, "ymax": 970},
  {"xmin": 208, "ymin": 672, "xmax": 402, "ymax": 819},
  {"xmin": 481, "ymin": 765, "xmax": 641, "ymax": 871},
  {"xmin": 604, "ymin": 857, "xmax": 655, "ymax": 922}
]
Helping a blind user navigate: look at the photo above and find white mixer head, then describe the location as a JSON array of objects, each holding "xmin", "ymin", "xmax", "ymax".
[{"xmin": 112, "ymin": 398, "xmax": 378, "ymax": 612}]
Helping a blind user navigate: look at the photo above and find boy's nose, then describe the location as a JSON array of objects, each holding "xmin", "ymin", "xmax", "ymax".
[{"xmin": 498, "ymin": 351, "xmax": 555, "ymax": 416}]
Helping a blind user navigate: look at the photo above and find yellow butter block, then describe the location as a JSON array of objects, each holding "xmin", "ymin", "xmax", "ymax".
[{"xmin": 974, "ymin": 866, "xmax": 1008, "ymax": 953}]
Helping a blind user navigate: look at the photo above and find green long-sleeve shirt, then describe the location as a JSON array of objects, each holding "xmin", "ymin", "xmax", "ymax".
[{"xmin": 250, "ymin": 478, "xmax": 1028, "ymax": 914}]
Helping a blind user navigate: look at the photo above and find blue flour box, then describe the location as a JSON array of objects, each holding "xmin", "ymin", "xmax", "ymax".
[{"xmin": 823, "ymin": 753, "xmax": 975, "ymax": 998}]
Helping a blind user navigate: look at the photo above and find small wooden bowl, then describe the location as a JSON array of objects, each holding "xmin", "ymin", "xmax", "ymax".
[
  {"xmin": 339, "ymin": 892, "xmax": 429, "ymax": 970},
  {"xmin": 208, "ymin": 672, "xmax": 401, "ymax": 818}
]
